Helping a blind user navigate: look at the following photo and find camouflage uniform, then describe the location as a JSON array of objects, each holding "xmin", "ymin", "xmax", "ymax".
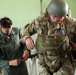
[
  {"xmin": 21, "ymin": 15, "xmax": 76, "ymax": 75},
  {"xmin": 21, "ymin": 0, "xmax": 76, "ymax": 75}
]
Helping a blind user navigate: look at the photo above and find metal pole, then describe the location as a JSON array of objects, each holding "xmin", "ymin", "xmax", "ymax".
[{"xmin": 40, "ymin": 0, "xmax": 43, "ymax": 16}]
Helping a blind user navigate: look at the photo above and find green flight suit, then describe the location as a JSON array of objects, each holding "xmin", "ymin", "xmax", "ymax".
[
  {"xmin": 0, "ymin": 27, "xmax": 28, "ymax": 75},
  {"xmin": 21, "ymin": 14, "xmax": 76, "ymax": 75}
]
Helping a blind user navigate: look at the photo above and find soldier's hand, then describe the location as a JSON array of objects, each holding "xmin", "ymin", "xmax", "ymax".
[
  {"xmin": 70, "ymin": 41, "xmax": 76, "ymax": 50},
  {"xmin": 25, "ymin": 38, "xmax": 35, "ymax": 50},
  {"xmin": 21, "ymin": 50, "xmax": 30, "ymax": 61},
  {"xmin": 9, "ymin": 59, "xmax": 21, "ymax": 66}
]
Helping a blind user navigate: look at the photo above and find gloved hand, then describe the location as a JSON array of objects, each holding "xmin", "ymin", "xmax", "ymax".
[{"xmin": 21, "ymin": 50, "xmax": 30, "ymax": 61}]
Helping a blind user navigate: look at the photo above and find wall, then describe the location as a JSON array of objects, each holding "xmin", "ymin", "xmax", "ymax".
[
  {"xmin": 0, "ymin": 0, "xmax": 40, "ymax": 27},
  {"xmin": 66, "ymin": 0, "xmax": 76, "ymax": 18},
  {"xmin": 0, "ymin": 0, "xmax": 75, "ymax": 28}
]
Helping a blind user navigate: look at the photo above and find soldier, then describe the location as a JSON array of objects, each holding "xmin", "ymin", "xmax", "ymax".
[
  {"xmin": 0, "ymin": 17, "xmax": 30, "ymax": 75},
  {"xmin": 21, "ymin": 0, "xmax": 76, "ymax": 75}
]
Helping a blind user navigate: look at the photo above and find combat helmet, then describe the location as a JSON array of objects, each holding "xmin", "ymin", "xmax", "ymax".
[{"xmin": 47, "ymin": 0, "xmax": 68, "ymax": 17}]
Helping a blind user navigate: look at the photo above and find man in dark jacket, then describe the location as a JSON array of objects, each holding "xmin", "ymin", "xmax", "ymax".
[{"xmin": 0, "ymin": 17, "xmax": 29, "ymax": 75}]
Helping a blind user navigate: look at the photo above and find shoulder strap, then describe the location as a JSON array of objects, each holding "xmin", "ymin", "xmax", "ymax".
[
  {"xmin": 12, "ymin": 27, "xmax": 19, "ymax": 34},
  {"xmin": 0, "ymin": 31, "xmax": 3, "ymax": 39},
  {"xmin": 12, "ymin": 27, "xmax": 21, "ymax": 39}
]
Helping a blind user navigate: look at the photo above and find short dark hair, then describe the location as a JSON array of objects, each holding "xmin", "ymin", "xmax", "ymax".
[{"xmin": 0, "ymin": 17, "xmax": 12, "ymax": 28}]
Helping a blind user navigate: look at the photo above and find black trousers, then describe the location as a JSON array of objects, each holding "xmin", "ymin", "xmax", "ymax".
[{"xmin": 2, "ymin": 62, "xmax": 28, "ymax": 75}]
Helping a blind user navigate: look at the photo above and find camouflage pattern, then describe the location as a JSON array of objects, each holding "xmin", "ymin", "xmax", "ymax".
[{"xmin": 21, "ymin": 14, "xmax": 76, "ymax": 75}]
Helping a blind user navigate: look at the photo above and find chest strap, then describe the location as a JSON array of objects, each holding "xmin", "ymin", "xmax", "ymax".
[{"xmin": 42, "ymin": 52, "xmax": 67, "ymax": 75}]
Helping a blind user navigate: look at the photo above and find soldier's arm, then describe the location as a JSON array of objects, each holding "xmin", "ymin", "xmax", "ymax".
[
  {"xmin": 20, "ymin": 17, "xmax": 41, "ymax": 50},
  {"xmin": 66, "ymin": 17, "xmax": 76, "ymax": 50},
  {"xmin": 0, "ymin": 47, "xmax": 9, "ymax": 67},
  {"xmin": 65, "ymin": 17, "xmax": 76, "ymax": 36},
  {"xmin": 20, "ymin": 19, "xmax": 39, "ymax": 41},
  {"xmin": 0, "ymin": 59, "xmax": 9, "ymax": 68}
]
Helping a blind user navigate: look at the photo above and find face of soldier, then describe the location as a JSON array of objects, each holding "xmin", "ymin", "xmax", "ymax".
[
  {"xmin": 50, "ymin": 15, "xmax": 64, "ymax": 24},
  {"xmin": 1, "ymin": 26, "xmax": 12, "ymax": 35}
]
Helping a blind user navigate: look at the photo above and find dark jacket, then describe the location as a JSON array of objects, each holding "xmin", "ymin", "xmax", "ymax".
[{"xmin": 0, "ymin": 27, "xmax": 27, "ymax": 60}]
